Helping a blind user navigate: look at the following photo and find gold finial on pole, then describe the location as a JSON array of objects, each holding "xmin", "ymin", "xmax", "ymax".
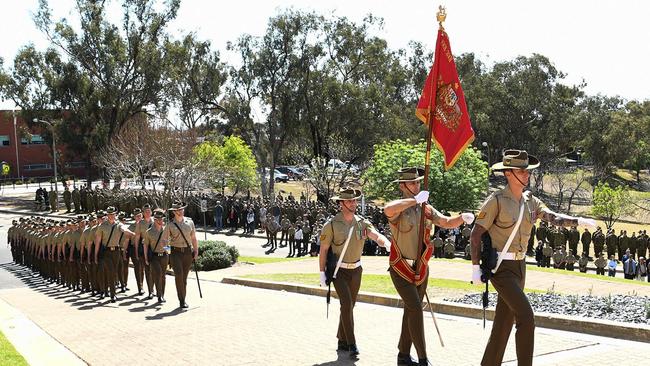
[{"xmin": 437, "ymin": 5, "xmax": 447, "ymax": 29}]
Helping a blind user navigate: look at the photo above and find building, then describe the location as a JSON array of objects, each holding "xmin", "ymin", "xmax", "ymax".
[{"xmin": 0, "ymin": 111, "xmax": 89, "ymax": 180}]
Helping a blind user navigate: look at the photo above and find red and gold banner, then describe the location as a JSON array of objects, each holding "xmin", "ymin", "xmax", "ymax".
[{"xmin": 416, "ymin": 29, "xmax": 475, "ymax": 170}]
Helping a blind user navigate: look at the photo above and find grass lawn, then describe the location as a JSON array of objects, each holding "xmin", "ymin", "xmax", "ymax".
[
  {"xmin": 237, "ymin": 256, "xmax": 316, "ymax": 265},
  {"xmin": 0, "ymin": 331, "xmax": 27, "ymax": 366},
  {"xmin": 240, "ymin": 273, "xmax": 545, "ymax": 296}
]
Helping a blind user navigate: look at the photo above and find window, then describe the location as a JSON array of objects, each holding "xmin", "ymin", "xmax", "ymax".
[
  {"xmin": 21, "ymin": 134, "xmax": 45, "ymax": 145},
  {"xmin": 24, "ymin": 163, "xmax": 52, "ymax": 171},
  {"xmin": 0, "ymin": 135, "xmax": 9, "ymax": 146},
  {"xmin": 65, "ymin": 161, "xmax": 87, "ymax": 168}
]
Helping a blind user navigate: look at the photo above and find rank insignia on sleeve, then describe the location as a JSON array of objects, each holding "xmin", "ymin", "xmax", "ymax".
[
  {"xmin": 477, "ymin": 211, "xmax": 486, "ymax": 219},
  {"xmin": 320, "ymin": 234, "xmax": 327, "ymax": 241}
]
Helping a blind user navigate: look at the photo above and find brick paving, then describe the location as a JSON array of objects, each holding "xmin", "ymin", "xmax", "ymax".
[
  {"xmin": 2, "ymin": 208, "xmax": 650, "ymax": 366},
  {"xmin": 0, "ymin": 262, "xmax": 648, "ymax": 366}
]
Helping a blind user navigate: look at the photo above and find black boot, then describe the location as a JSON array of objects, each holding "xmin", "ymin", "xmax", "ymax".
[
  {"xmin": 397, "ymin": 353, "xmax": 418, "ymax": 366},
  {"xmin": 348, "ymin": 344, "xmax": 359, "ymax": 358},
  {"xmin": 337, "ymin": 340, "xmax": 347, "ymax": 351},
  {"xmin": 418, "ymin": 358, "xmax": 432, "ymax": 366}
]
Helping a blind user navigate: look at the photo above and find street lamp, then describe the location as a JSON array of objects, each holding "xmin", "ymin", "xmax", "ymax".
[
  {"xmin": 33, "ymin": 118, "xmax": 58, "ymax": 193},
  {"xmin": 481, "ymin": 141, "xmax": 489, "ymax": 163}
]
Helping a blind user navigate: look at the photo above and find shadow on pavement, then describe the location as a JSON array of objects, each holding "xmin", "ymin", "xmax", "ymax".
[
  {"xmin": 0, "ymin": 262, "xmax": 183, "ymax": 316},
  {"xmin": 312, "ymin": 351, "xmax": 359, "ymax": 366}
]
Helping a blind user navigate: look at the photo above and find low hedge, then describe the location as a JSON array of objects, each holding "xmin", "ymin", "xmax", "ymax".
[{"xmin": 195, "ymin": 240, "xmax": 239, "ymax": 271}]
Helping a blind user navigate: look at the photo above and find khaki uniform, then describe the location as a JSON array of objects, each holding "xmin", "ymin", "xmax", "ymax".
[
  {"xmin": 144, "ymin": 225, "xmax": 168, "ymax": 298},
  {"xmin": 136, "ymin": 218, "xmax": 155, "ymax": 295},
  {"xmin": 319, "ymin": 213, "xmax": 373, "ymax": 346},
  {"xmin": 594, "ymin": 256, "xmax": 607, "ymax": 275},
  {"xmin": 95, "ymin": 221, "xmax": 129, "ymax": 298},
  {"xmin": 163, "ymin": 217, "xmax": 196, "ymax": 305},
  {"xmin": 387, "ymin": 205, "xmax": 439, "ymax": 360},
  {"xmin": 475, "ymin": 187, "xmax": 546, "ymax": 366}
]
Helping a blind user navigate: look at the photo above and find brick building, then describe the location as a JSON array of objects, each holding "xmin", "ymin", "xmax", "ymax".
[{"xmin": 0, "ymin": 111, "xmax": 89, "ymax": 180}]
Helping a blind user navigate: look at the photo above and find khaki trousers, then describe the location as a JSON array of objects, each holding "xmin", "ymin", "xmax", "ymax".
[
  {"xmin": 170, "ymin": 248, "xmax": 193, "ymax": 303},
  {"xmin": 100, "ymin": 250, "xmax": 120, "ymax": 297},
  {"xmin": 150, "ymin": 254, "xmax": 169, "ymax": 297},
  {"xmin": 481, "ymin": 260, "xmax": 534, "ymax": 366},
  {"xmin": 390, "ymin": 267, "xmax": 429, "ymax": 359},
  {"xmin": 332, "ymin": 266, "xmax": 362, "ymax": 345}
]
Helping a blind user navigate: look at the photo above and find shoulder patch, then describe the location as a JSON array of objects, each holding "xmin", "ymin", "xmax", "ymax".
[{"xmin": 477, "ymin": 211, "xmax": 487, "ymax": 219}]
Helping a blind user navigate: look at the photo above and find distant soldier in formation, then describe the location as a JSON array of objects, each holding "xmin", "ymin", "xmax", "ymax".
[
  {"xmin": 49, "ymin": 189, "xmax": 58, "ymax": 212},
  {"xmin": 580, "ymin": 228, "xmax": 591, "ymax": 259},
  {"xmin": 63, "ymin": 186, "xmax": 72, "ymax": 213},
  {"xmin": 567, "ymin": 226, "xmax": 579, "ymax": 257},
  {"xmin": 605, "ymin": 229, "xmax": 617, "ymax": 259},
  {"xmin": 72, "ymin": 186, "xmax": 81, "ymax": 213}
]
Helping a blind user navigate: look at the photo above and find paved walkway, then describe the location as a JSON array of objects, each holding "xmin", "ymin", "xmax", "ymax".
[
  {"xmin": 1, "ymin": 210, "xmax": 650, "ymax": 365},
  {"xmin": 0, "ymin": 262, "xmax": 648, "ymax": 366}
]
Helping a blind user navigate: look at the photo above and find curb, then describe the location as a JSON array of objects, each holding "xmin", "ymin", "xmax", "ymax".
[
  {"xmin": 0, "ymin": 296, "xmax": 87, "ymax": 366},
  {"xmin": 221, "ymin": 277, "xmax": 650, "ymax": 344}
]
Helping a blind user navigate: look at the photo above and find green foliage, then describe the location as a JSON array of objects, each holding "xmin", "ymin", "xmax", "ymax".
[
  {"xmin": 363, "ymin": 139, "xmax": 488, "ymax": 211},
  {"xmin": 194, "ymin": 136, "xmax": 259, "ymax": 194},
  {"xmin": 591, "ymin": 182, "xmax": 632, "ymax": 230},
  {"xmin": 195, "ymin": 240, "xmax": 239, "ymax": 271}
]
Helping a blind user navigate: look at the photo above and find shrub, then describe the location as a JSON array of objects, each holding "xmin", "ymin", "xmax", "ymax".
[
  {"xmin": 15, "ymin": 180, "xmax": 23, "ymax": 185},
  {"xmin": 195, "ymin": 240, "xmax": 239, "ymax": 271}
]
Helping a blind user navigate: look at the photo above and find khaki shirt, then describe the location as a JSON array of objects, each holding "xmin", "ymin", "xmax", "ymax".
[
  {"xmin": 475, "ymin": 188, "xmax": 547, "ymax": 254},
  {"xmin": 122, "ymin": 222, "xmax": 138, "ymax": 248},
  {"xmin": 68, "ymin": 230, "xmax": 82, "ymax": 251},
  {"xmin": 136, "ymin": 218, "xmax": 154, "ymax": 244},
  {"xmin": 388, "ymin": 205, "xmax": 438, "ymax": 260},
  {"xmin": 163, "ymin": 217, "xmax": 195, "ymax": 248},
  {"xmin": 144, "ymin": 225, "xmax": 166, "ymax": 254},
  {"xmin": 96, "ymin": 221, "xmax": 128, "ymax": 247},
  {"xmin": 319, "ymin": 213, "xmax": 373, "ymax": 263}
]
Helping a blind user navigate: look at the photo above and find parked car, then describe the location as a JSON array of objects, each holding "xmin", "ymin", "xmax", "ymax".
[
  {"xmin": 263, "ymin": 168, "xmax": 289, "ymax": 183},
  {"xmin": 276, "ymin": 166, "xmax": 305, "ymax": 180}
]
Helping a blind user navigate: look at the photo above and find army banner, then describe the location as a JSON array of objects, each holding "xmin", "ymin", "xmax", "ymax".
[{"xmin": 415, "ymin": 27, "xmax": 475, "ymax": 170}]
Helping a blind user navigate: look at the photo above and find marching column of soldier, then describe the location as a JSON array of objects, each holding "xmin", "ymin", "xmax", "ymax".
[
  {"xmin": 6, "ymin": 200, "xmax": 200, "ymax": 310},
  {"xmin": 7, "ymin": 151, "xmax": 650, "ymax": 366}
]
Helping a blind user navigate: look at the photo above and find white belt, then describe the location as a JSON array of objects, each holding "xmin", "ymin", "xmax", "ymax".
[
  {"xmin": 339, "ymin": 261, "xmax": 362, "ymax": 269},
  {"xmin": 496, "ymin": 252, "xmax": 526, "ymax": 260},
  {"xmin": 404, "ymin": 259, "xmax": 415, "ymax": 267}
]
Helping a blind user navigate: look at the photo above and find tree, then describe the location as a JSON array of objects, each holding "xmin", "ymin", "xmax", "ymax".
[
  {"xmin": 163, "ymin": 34, "xmax": 228, "ymax": 129},
  {"xmin": 591, "ymin": 182, "xmax": 632, "ymax": 230},
  {"xmin": 194, "ymin": 136, "xmax": 259, "ymax": 196},
  {"xmin": 2, "ymin": 0, "xmax": 183, "ymax": 185},
  {"xmin": 362, "ymin": 140, "xmax": 488, "ymax": 211}
]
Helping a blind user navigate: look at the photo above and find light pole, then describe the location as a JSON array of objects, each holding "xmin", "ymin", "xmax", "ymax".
[
  {"xmin": 33, "ymin": 118, "xmax": 58, "ymax": 193},
  {"xmin": 13, "ymin": 109, "xmax": 20, "ymax": 179},
  {"xmin": 481, "ymin": 141, "xmax": 491, "ymax": 191}
]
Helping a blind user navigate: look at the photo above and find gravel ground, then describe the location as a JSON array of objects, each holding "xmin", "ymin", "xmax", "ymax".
[{"xmin": 446, "ymin": 292, "xmax": 650, "ymax": 325}]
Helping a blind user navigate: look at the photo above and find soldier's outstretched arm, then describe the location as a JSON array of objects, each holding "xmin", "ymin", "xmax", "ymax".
[
  {"xmin": 367, "ymin": 227, "xmax": 391, "ymax": 249},
  {"xmin": 540, "ymin": 208, "xmax": 596, "ymax": 229}
]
